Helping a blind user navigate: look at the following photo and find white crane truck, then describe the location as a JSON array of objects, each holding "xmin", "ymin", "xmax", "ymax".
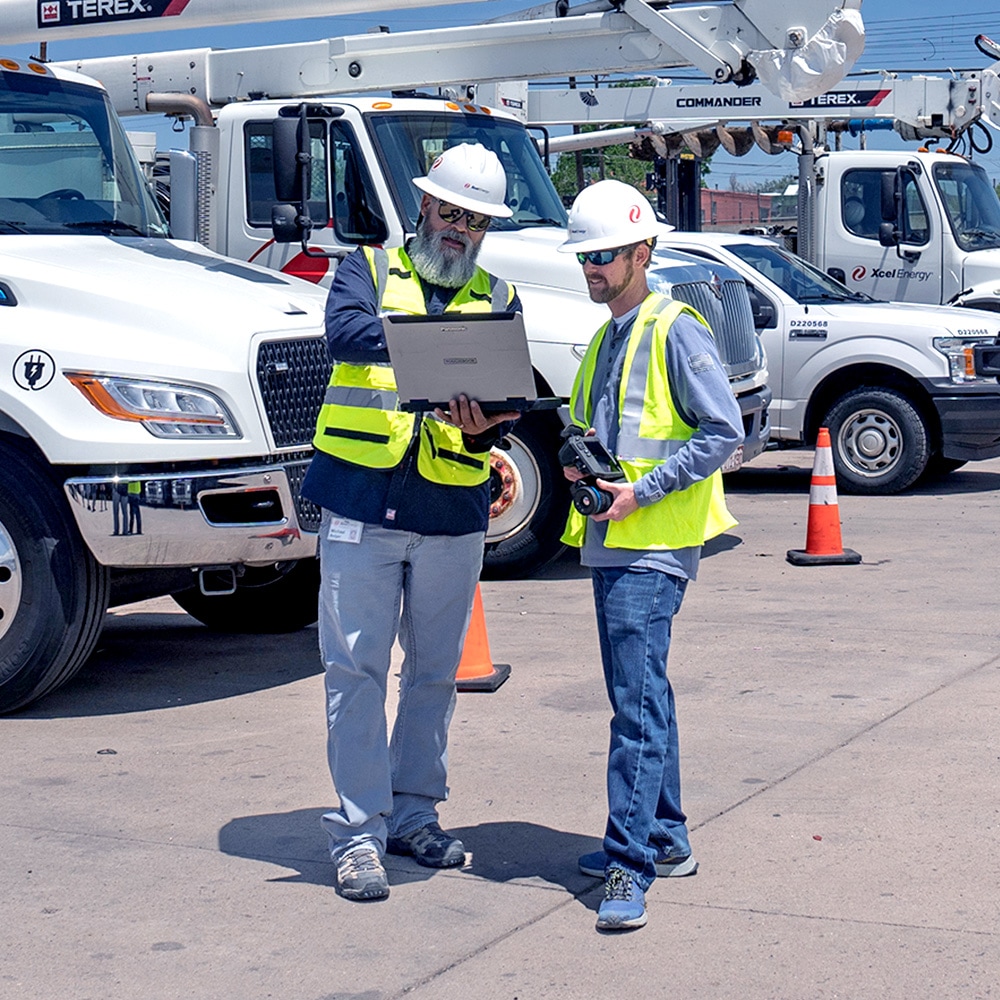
[
  {"xmin": 0, "ymin": 0, "xmax": 863, "ymax": 712},
  {"xmin": 523, "ymin": 60, "xmax": 1000, "ymax": 491}
]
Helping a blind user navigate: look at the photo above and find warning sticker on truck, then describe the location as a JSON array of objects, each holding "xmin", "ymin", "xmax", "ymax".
[{"xmin": 38, "ymin": 0, "xmax": 191, "ymax": 30}]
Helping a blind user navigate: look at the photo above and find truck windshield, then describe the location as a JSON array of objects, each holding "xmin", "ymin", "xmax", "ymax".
[
  {"xmin": 728, "ymin": 241, "xmax": 873, "ymax": 304},
  {"xmin": 0, "ymin": 66, "xmax": 167, "ymax": 238},
  {"xmin": 366, "ymin": 111, "xmax": 567, "ymax": 233},
  {"xmin": 933, "ymin": 160, "xmax": 1000, "ymax": 252}
]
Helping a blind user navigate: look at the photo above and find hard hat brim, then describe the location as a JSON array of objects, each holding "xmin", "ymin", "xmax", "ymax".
[
  {"xmin": 558, "ymin": 221, "xmax": 674, "ymax": 253},
  {"xmin": 413, "ymin": 175, "xmax": 514, "ymax": 218}
]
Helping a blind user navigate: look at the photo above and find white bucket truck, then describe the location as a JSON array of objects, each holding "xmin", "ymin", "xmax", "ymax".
[{"xmin": 42, "ymin": 0, "xmax": 863, "ymax": 574}]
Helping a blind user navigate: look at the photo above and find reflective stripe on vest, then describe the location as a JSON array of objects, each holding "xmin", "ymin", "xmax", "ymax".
[
  {"xmin": 562, "ymin": 294, "xmax": 737, "ymax": 550},
  {"xmin": 311, "ymin": 245, "xmax": 513, "ymax": 485}
]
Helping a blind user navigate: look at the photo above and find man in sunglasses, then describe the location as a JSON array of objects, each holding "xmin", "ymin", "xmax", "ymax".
[
  {"xmin": 301, "ymin": 142, "xmax": 521, "ymax": 903},
  {"xmin": 557, "ymin": 180, "xmax": 743, "ymax": 931}
]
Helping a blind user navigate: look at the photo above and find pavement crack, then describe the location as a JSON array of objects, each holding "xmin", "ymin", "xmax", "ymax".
[
  {"xmin": 387, "ymin": 889, "xmax": 594, "ymax": 998},
  {"xmin": 654, "ymin": 898, "xmax": 999, "ymax": 938}
]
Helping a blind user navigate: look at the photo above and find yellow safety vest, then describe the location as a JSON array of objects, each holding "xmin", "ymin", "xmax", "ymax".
[
  {"xmin": 562, "ymin": 294, "xmax": 737, "ymax": 550},
  {"xmin": 312, "ymin": 245, "xmax": 515, "ymax": 487}
]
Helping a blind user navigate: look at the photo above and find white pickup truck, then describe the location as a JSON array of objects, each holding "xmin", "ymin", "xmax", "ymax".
[{"xmin": 661, "ymin": 232, "xmax": 1000, "ymax": 493}]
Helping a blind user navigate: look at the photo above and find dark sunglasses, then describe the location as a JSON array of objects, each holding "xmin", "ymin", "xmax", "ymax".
[
  {"xmin": 435, "ymin": 199, "xmax": 492, "ymax": 232},
  {"xmin": 576, "ymin": 245, "xmax": 632, "ymax": 266}
]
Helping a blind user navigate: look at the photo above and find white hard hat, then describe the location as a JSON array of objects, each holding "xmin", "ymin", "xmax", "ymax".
[
  {"xmin": 558, "ymin": 179, "xmax": 669, "ymax": 253},
  {"xmin": 412, "ymin": 142, "xmax": 513, "ymax": 218}
]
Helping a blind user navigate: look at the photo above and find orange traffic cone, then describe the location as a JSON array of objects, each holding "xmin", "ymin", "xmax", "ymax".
[
  {"xmin": 786, "ymin": 427, "xmax": 862, "ymax": 566},
  {"xmin": 455, "ymin": 585, "xmax": 511, "ymax": 692}
]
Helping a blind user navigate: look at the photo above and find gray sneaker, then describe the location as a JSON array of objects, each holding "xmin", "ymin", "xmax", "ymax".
[{"xmin": 336, "ymin": 846, "xmax": 389, "ymax": 901}]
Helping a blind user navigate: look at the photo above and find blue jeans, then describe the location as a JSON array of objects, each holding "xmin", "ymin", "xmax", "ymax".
[
  {"xmin": 592, "ymin": 566, "xmax": 690, "ymax": 891},
  {"xmin": 317, "ymin": 514, "xmax": 484, "ymax": 863}
]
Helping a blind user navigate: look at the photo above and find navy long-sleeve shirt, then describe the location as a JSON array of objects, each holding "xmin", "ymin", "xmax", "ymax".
[{"xmin": 300, "ymin": 247, "xmax": 522, "ymax": 536}]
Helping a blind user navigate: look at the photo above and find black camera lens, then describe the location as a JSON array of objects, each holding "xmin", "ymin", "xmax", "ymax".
[{"xmin": 571, "ymin": 482, "xmax": 614, "ymax": 516}]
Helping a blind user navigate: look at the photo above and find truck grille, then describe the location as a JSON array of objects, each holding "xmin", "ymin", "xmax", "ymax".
[
  {"xmin": 671, "ymin": 279, "xmax": 758, "ymax": 378},
  {"xmin": 284, "ymin": 458, "xmax": 321, "ymax": 533},
  {"xmin": 256, "ymin": 336, "xmax": 330, "ymax": 448}
]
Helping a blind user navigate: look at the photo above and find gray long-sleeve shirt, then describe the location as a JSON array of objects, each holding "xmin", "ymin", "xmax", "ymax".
[{"xmin": 580, "ymin": 295, "xmax": 744, "ymax": 580}]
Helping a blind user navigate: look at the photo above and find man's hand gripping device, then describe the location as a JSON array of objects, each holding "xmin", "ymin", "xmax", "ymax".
[{"xmin": 558, "ymin": 426, "xmax": 627, "ymax": 517}]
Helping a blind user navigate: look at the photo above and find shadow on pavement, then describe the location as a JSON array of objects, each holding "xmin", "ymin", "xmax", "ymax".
[
  {"xmin": 218, "ymin": 810, "xmax": 602, "ymax": 901},
  {"xmin": 14, "ymin": 612, "xmax": 321, "ymax": 720},
  {"xmin": 451, "ymin": 820, "xmax": 602, "ymax": 899}
]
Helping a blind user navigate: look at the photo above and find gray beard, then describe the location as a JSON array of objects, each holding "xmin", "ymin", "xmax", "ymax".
[{"xmin": 407, "ymin": 221, "xmax": 482, "ymax": 288}]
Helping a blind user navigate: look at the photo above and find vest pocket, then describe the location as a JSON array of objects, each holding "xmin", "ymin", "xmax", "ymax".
[
  {"xmin": 417, "ymin": 419, "xmax": 488, "ymax": 486},
  {"xmin": 314, "ymin": 406, "xmax": 413, "ymax": 468}
]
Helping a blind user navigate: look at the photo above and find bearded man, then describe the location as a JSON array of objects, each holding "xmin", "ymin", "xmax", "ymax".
[{"xmin": 300, "ymin": 143, "xmax": 521, "ymax": 902}]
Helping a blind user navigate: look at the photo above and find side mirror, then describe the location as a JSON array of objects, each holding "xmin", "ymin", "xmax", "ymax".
[
  {"xmin": 827, "ymin": 267, "xmax": 846, "ymax": 284},
  {"xmin": 746, "ymin": 284, "xmax": 777, "ymax": 329},
  {"xmin": 878, "ymin": 221, "xmax": 899, "ymax": 248},
  {"xmin": 272, "ymin": 116, "xmax": 306, "ymax": 204},
  {"xmin": 271, "ymin": 203, "xmax": 305, "ymax": 244},
  {"xmin": 880, "ymin": 172, "xmax": 897, "ymax": 223}
]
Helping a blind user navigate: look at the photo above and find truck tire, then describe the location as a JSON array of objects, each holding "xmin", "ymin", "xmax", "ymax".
[
  {"xmin": 823, "ymin": 387, "xmax": 930, "ymax": 494},
  {"xmin": 171, "ymin": 558, "xmax": 319, "ymax": 633},
  {"xmin": 0, "ymin": 447, "xmax": 110, "ymax": 713},
  {"xmin": 482, "ymin": 416, "xmax": 569, "ymax": 579}
]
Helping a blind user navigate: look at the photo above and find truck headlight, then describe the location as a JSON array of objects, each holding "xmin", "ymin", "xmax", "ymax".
[
  {"xmin": 932, "ymin": 337, "xmax": 998, "ymax": 385},
  {"xmin": 65, "ymin": 373, "xmax": 240, "ymax": 438}
]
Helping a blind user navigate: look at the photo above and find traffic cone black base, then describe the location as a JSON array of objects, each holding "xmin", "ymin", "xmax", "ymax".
[
  {"xmin": 786, "ymin": 547, "xmax": 862, "ymax": 566},
  {"xmin": 456, "ymin": 662, "xmax": 511, "ymax": 693}
]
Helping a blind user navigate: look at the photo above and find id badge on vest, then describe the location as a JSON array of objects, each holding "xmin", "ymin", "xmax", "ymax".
[{"xmin": 326, "ymin": 516, "xmax": 364, "ymax": 544}]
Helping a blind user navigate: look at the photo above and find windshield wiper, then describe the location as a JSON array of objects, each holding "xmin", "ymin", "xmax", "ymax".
[
  {"xmin": 798, "ymin": 292, "xmax": 854, "ymax": 303},
  {"xmin": 65, "ymin": 219, "xmax": 148, "ymax": 236},
  {"xmin": 961, "ymin": 228, "xmax": 1000, "ymax": 246},
  {"xmin": 0, "ymin": 219, "xmax": 29, "ymax": 233},
  {"xmin": 517, "ymin": 216, "xmax": 565, "ymax": 226}
]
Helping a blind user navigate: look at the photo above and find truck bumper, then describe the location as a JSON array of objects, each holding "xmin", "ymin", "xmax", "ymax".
[
  {"xmin": 64, "ymin": 461, "xmax": 318, "ymax": 568},
  {"xmin": 931, "ymin": 393, "xmax": 1000, "ymax": 461},
  {"xmin": 738, "ymin": 384, "xmax": 772, "ymax": 464}
]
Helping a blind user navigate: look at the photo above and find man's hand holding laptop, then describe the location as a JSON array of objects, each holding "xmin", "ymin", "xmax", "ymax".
[{"xmin": 434, "ymin": 394, "xmax": 519, "ymax": 435}]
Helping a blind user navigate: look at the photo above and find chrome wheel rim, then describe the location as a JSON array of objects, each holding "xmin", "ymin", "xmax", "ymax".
[
  {"xmin": 0, "ymin": 516, "xmax": 23, "ymax": 641},
  {"xmin": 487, "ymin": 433, "xmax": 542, "ymax": 544},
  {"xmin": 836, "ymin": 408, "xmax": 903, "ymax": 479}
]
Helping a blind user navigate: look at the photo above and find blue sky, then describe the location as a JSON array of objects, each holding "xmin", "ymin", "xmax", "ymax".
[{"xmin": 7, "ymin": 1, "xmax": 1000, "ymax": 188}]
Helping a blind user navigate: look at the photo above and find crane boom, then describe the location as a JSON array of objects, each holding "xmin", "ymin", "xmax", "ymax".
[
  {"xmin": 527, "ymin": 73, "xmax": 990, "ymax": 133},
  {"xmin": 48, "ymin": 1, "xmax": 864, "ymax": 113},
  {"xmin": 1, "ymin": 0, "xmax": 501, "ymax": 45}
]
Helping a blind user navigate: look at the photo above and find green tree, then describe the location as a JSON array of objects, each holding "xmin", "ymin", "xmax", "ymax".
[{"xmin": 549, "ymin": 128, "xmax": 652, "ymax": 202}]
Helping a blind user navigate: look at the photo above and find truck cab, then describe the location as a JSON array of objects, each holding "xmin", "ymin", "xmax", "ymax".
[{"xmin": 814, "ymin": 149, "xmax": 1000, "ymax": 312}]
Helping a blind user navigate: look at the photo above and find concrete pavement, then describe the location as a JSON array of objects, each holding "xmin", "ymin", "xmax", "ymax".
[{"xmin": 2, "ymin": 451, "xmax": 998, "ymax": 999}]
